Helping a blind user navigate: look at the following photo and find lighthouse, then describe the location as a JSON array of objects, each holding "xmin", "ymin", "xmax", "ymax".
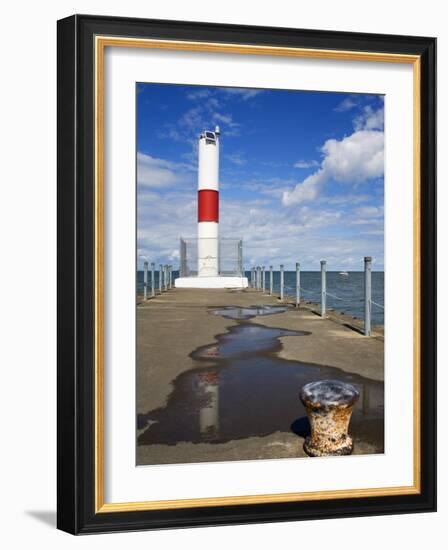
[
  {"xmin": 197, "ymin": 127, "xmax": 220, "ymax": 277},
  {"xmin": 175, "ymin": 128, "xmax": 248, "ymax": 289}
]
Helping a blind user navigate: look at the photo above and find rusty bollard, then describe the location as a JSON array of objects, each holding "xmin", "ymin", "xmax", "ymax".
[{"xmin": 299, "ymin": 380, "xmax": 359, "ymax": 457}]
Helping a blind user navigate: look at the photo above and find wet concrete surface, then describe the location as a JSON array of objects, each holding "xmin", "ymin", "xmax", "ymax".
[{"xmin": 138, "ymin": 305, "xmax": 384, "ymax": 463}]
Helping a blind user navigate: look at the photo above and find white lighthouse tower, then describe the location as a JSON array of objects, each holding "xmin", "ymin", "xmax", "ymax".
[
  {"xmin": 175, "ymin": 128, "xmax": 248, "ymax": 289},
  {"xmin": 197, "ymin": 127, "xmax": 220, "ymax": 277}
]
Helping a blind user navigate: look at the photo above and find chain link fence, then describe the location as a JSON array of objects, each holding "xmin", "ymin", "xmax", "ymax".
[{"xmin": 179, "ymin": 238, "xmax": 243, "ymax": 277}]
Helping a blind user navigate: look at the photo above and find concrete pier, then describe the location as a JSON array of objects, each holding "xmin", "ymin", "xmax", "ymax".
[{"xmin": 137, "ymin": 287, "xmax": 384, "ymax": 465}]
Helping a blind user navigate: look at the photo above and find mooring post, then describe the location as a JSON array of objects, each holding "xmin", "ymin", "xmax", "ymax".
[
  {"xmin": 151, "ymin": 262, "xmax": 155, "ymax": 297},
  {"xmin": 320, "ymin": 260, "xmax": 326, "ymax": 317},
  {"xmin": 262, "ymin": 266, "xmax": 265, "ymax": 293},
  {"xmin": 300, "ymin": 380, "xmax": 359, "ymax": 456},
  {"xmin": 159, "ymin": 264, "xmax": 163, "ymax": 293},
  {"xmin": 280, "ymin": 264, "xmax": 284, "ymax": 301},
  {"xmin": 269, "ymin": 265, "xmax": 273, "ymax": 296},
  {"xmin": 143, "ymin": 261, "xmax": 148, "ymax": 301},
  {"xmin": 364, "ymin": 256, "xmax": 372, "ymax": 336},
  {"xmin": 295, "ymin": 262, "xmax": 301, "ymax": 307}
]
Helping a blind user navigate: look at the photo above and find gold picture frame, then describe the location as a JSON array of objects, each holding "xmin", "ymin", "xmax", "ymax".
[{"xmin": 58, "ymin": 15, "xmax": 436, "ymax": 534}]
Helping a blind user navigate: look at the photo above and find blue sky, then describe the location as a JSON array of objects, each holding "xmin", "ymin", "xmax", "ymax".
[{"xmin": 137, "ymin": 83, "xmax": 384, "ymax": 271}]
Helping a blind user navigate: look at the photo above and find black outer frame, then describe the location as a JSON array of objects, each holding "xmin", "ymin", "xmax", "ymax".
[{"xmin": 57, "ymin": 14, "xmax": 436, "ymax": 535}]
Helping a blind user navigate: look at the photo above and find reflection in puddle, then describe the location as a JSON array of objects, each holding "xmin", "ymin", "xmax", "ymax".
[
  {"xmin": 211, "ymin": 305, "xmax": 290, "ymax": 320},
  {"xmin": 192, "ymin": 324, "xmax": 307, "ymax": 360},
  {"xmin": 138, "ymin": 306, "xmax": 384, "ymax": 453}
]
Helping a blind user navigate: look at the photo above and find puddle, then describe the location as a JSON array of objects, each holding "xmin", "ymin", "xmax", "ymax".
[
  {"xmin": 138, "ymin": 306, "xmax": 384, "ymax": 453},
  {"xmin": 192, "ymin": 323, "xmax": 307, "ymax": 360},
  {"xmin": 211, "ymin": 305, "xmax": 290, "ymax": 320}
]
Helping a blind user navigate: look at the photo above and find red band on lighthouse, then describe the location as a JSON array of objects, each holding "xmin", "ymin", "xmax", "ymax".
[{"xmin": 198, "ymin": 189, "xmax": 219, "ymax": 222}]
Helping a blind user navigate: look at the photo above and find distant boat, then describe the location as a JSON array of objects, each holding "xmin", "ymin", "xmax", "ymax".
[{"xmin": 339, "ymin": 271, "xmax": 349, "ymax": 277}]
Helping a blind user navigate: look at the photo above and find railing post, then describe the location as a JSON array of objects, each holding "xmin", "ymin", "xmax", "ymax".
[
  {"xmin": 179, "ymin": 239, "xmax": 185, "ymax": 277},
  {"xmin": 151, "ymin": 262, "xmax": 155, "ymax": 297},
  {"xmin": 262, "ymin": 266, "xmax": 265, "ymax": 293},
  {"xmin": 238, "ymin": 240, "xmax": 243, "ymax": 276},
  {"xmin": 269, "ymin": 266, "xmax": 273, "ymax": 296},
  {"xmin": 295, "ymin": 262, "xmax": 301, "ymax": 307},
  {"xmin": 164, "ymin": 265, "xmax": 169, "ymax": 291},
  {"xmin": 143, "ymin": 261, "xmax": 148, "ymax": 301},
  {"xmin": 320, "ymin": 260, "xmax": 327, "ymax": 317},
  {"xmin": 280, "ymin": 264, "xmax": 284, "ymax": 301},
  {"xmin": 364, "ymin": 256, "xmax": 372, "ymax": 336},
  {"xmin": 168, "ymin": 265, "xmax": 172, "ymax": 289},
  {"xmin": 257, "ymin": 266, "xmax": 261, "ymax": 290},
  {"xmin": 159, "ymin": 264, "xmax": 163, "ymax": 293}
]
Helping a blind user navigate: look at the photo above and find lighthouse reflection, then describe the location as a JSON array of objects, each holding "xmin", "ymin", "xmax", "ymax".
[{"xmin": 197, "ymin": 370, "xmax": 220, "ymax": 440}]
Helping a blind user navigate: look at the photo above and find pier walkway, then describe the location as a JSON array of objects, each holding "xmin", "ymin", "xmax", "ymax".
[{"xmin": 137, "ymin": 287, "xmax": 384, "ymax": 465}]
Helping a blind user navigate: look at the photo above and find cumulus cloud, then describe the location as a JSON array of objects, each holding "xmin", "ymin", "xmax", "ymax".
[
  {"xmin": 226, "ymin": 152, "xmax": 246, "ymax": 166},
  {"xmin": 321, "ymin": 130, "xmax": 384, "ymax": 183},
  {"xmin": 354, "ymin": 105, "xmax": 384, "ymax": 131},
  {"xmin": 354, "ymin": 206, "xmax": 384, "ymax": 218},
  {"xmin": 334, "ymin": 97, "xmax": 358, "ymax": 112},
  {"xmin": 282, "ymin": 107, "xmax": 384, "ymax": 206},
  {"xmin": 221, "ymin": 88, "xmax": 264, "ymax": 101},
  {"xmin": 186, "ymin": 89, "xmax": 212, "ymax": 101},
  {"xmin": 283, "ymin": 169, "xmax": 327, "ymax": 205},
  {"xmin": 294, "ymin": 159, "xmax": 319, "ymax": 169},
  {"xmin": 137, "ymin": 152, "xmax": 194, "ymax": 188}
]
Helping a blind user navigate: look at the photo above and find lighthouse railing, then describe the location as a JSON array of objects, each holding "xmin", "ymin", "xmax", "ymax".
[{"xmin": 179, "ymin": 237, "xmax": 245, "ymax": 277}]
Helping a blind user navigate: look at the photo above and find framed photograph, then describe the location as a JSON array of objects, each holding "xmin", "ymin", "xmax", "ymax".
[{"xmin": 57, "ymin": 14, "xmax": 436, "ymax": 534}]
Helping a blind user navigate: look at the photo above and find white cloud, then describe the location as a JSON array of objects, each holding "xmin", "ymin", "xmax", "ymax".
[
  {"xmin": 283, "ymin": 169, "xmax": 327, "ymax": 205},
  {"xmin": 334, "ymin": 97, "xmax": 358, "ymax": 112},
  {"xmin": 354, "ymin": 206, "xmax": 384, "ymax": 218},
  {"xmin": 212, "ymin": 112, "xmax": 241, "ymax": 135},
  {"xmin": 226, "ymin": 152, "xmax": 246, "ymax": 166},
  {"xmin": 354, "ymin": 105, "xmax": 384, "ymax": 131},
  {"xmin": 137, "ymin": 182, "xmax": 383, "ymax": 269},
  {"xmin": 294, "ymin": 159, "xmax": 319, "ymax": 169},
  {"xmin": 137, "ymin": 152, "xmax": 194, "ymax": 188},
  {"xmin": 283, "ymin": 112, "xmax": 384, "ymax": 207},
  {"xmin": 221, "ymin": 88, "xmax": 264, "ymax": 100},
  {"xmin": 321, "ymin": 130, "xmax": 384, "ymax": 183},
  {"xmin": 186, "ymin": 89, "xmax": 211, "ymax": 100}
]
